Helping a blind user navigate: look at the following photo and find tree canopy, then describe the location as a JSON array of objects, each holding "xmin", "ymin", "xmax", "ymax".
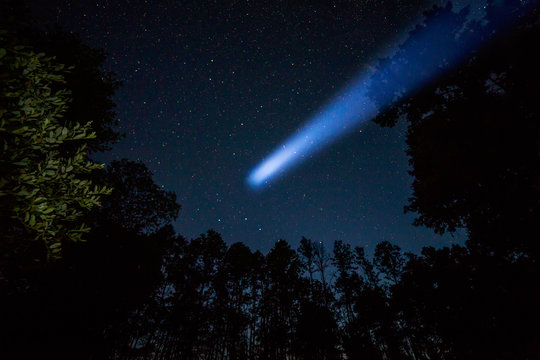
[
  {"xmin": 368, "ymin": 0, "xmax": 539, "ymax": 257},
  {"xmin": 0, "ymin": 31, "xmax": 111, "ymax": 260}
]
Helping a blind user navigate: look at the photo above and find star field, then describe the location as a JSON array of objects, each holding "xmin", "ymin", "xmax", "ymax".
[{"xmin": 27, "ymin": 0, "xmax": 481, "ymax": 252}]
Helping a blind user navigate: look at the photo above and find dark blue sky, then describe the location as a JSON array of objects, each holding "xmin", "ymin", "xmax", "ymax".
[{"xmin": 30, "ymin": 0, "xmax": 480, "ymax": 253}]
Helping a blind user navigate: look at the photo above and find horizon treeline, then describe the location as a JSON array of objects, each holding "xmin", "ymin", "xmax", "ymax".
[{"xmin": 1, "ymin": 0, "xmax": 539, "ymax": 359}]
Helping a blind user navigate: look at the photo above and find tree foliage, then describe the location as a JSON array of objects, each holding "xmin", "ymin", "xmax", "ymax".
[
  {"xmin": 0, "ymin": 1, "xmax": 122, "ymax": 152},
  {"xmin": 0, "ymin": 31, "xmax": 111, "ymax": 259},
  {"xmin": 93, "ymin": 159, "xmax": 180, "ymax": 234},
  {"xmin": 368, "ymin": 0, "xmax": 540, "ymax": 256}
]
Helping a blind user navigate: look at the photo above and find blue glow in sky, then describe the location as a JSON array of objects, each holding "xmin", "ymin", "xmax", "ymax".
[
  {"xmin": 247, "ymin": 5, "xmax": 487, "ymax": 188},
  {"xmin": 247, "ymin": 80, "xmax": 376, "ymax": 187}
]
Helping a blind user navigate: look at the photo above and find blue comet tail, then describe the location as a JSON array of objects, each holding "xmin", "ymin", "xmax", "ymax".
[
  {"xmin": 247, "ymin": 2, "xmax": 526, "ymax": 188},
  {"xmin": 247, "ymin": 82, "xmax": 376, "ymax": 187}
]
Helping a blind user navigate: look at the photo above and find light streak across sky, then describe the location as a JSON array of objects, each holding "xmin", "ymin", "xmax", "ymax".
[
  {"xmin": 247, "ymin": 80, "xmax": 376, "ymax": 188},
  {"xmin": 247, "ymin": 2, "xmax": 525, "ymax": 188}
]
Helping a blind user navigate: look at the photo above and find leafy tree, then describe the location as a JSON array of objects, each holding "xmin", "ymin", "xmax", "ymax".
[
  {"xmin": 0, "ymin": 32, "xmax": 111, "ymax": 260},
  {"xmin": 218, "ymin": 242, "xmax": 259, "ymax": 359},
  {"xmin": 374, "ymin": 241, "xmax": 405, "ymax": 285},
  {"xmin": 0, "ymin": 1, "xmax": 122, "ymax": 152},
  {"xmin": 293, "ymin": 301, "xmax": 340, "ymax": 360},
  {"xmin": 332, "ymin": 240, "xmax": 359, "ymax": 323},
  {"xmin": 355, "ymin": 246, "xmax": 378, "ymax": 287},
  {"xmin": 298, "ymin": 236, "xmax": 316, "ymax": 289},
  {"xmin": 368, "ymin": 0, "xmax": 539, "ymax": 256},
  {"xmin": 33, "ymin": 27, "xmax": 122, "ymax": 152},
  {"xmin": 366, "ymin": 0, "xmax": 540, "ymax": 358},
  {"xmin": 313, "ymin": 239, "xmax": 332, "ymax": 305},
  {"xmin": 93, "ymin": 159, "xmax": 180, "ymax": 234},
  {"xmin": 1, "ymin": 160, "xmax": 180, "ymax": 359},
  {"xmin": 260, "ymin": 239, "xmax": 303, "ymax": 359}
]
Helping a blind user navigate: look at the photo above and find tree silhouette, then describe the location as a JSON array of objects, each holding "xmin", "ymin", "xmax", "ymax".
[
  {"xmin": 374, "ymin": 241, "xmax": 405, "ymax": 285},
  {"xmin": 93, "ymin": 159, "xmax": 180, "ymax": 234},
  {"xmin": 367, "ymin": 0, "xmax": 540, "ymax": 358}
]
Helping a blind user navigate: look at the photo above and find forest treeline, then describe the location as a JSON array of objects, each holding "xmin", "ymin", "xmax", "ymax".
[{"xmin": 1, "ymin": 0, "xmax": 539, "ymax": 359}]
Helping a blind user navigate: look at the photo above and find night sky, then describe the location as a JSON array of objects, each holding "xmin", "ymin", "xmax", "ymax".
[{"xmin": 29, "ymin": 0, "xmax": 480, "ymax": 253}]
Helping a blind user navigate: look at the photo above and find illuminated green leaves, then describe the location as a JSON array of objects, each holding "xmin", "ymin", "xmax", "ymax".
[{"xmin": 0, "ymin": 38, "xmax": 111, "ymax": 261}]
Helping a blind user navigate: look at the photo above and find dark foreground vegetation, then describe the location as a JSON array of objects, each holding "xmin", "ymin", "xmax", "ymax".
[{"xmin": 1, "ymin": 0, "xmax": 538, "ymax": 359}]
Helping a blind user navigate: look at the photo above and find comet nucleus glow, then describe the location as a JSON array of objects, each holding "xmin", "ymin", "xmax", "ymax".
[{"xmin": 247, "ymin": 81, "xmax": 376, "ymax": 187}]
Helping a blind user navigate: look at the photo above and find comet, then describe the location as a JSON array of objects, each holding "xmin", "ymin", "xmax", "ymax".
[
  {"xmin": 247, "ymin": 2, "xmax": 530, "ymax": 188},
  {"xmin": 247, "ymin": 81, "xmax": 376, "ymax": 187}
]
